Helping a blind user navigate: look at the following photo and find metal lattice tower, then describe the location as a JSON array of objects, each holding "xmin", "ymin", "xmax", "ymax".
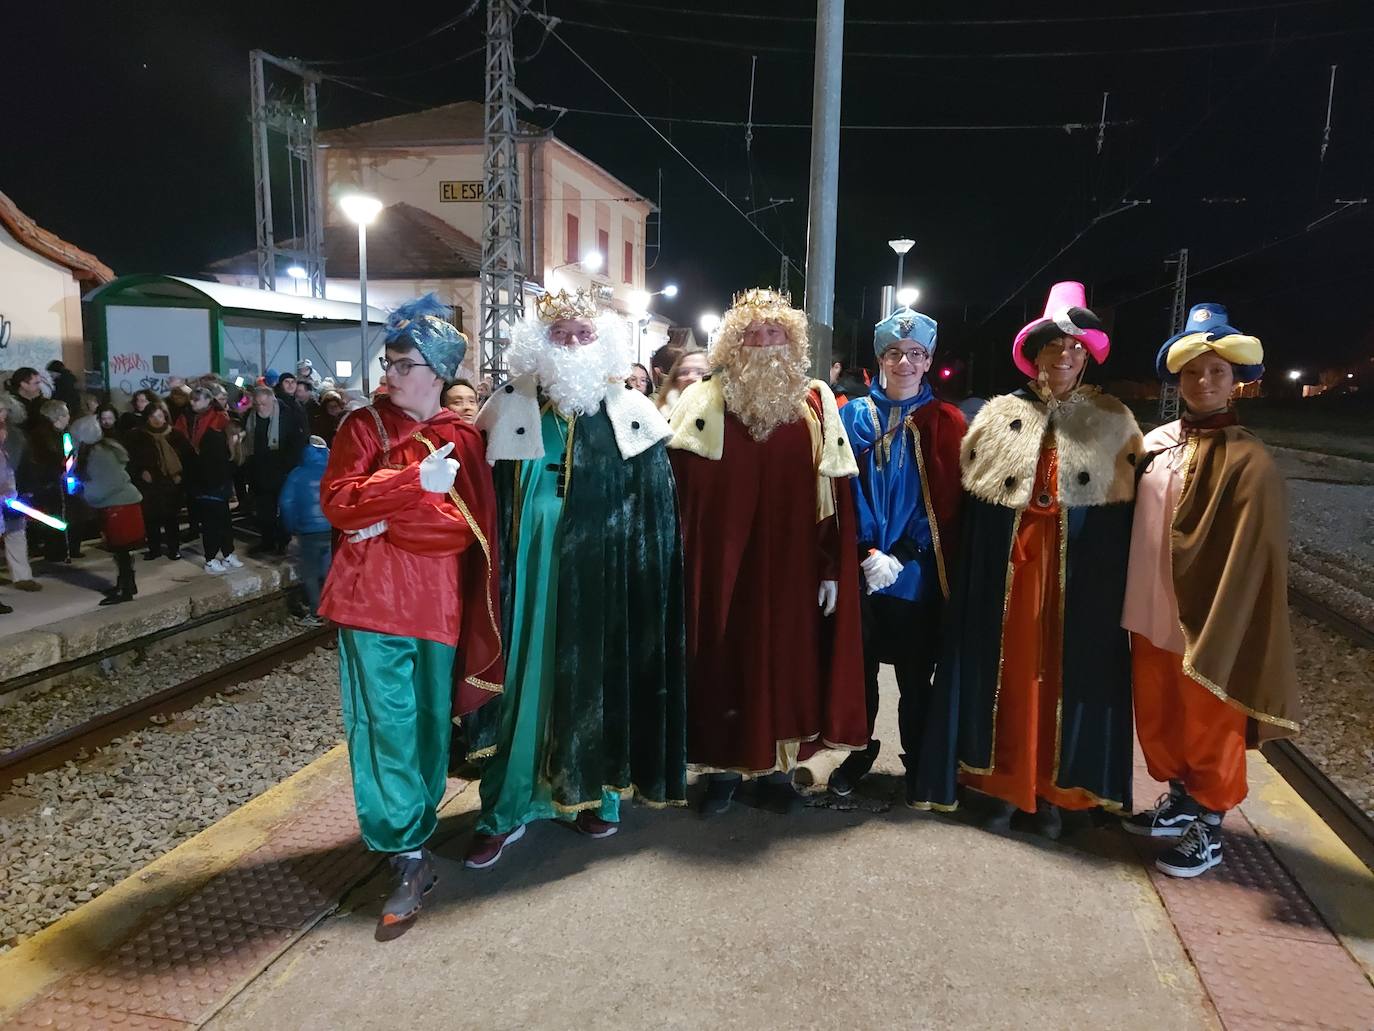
[
  {"xmin": 1158, "ymin": 247, "xmax": 1189, "ymax": 421},
  {"xmin": 480, "ymin": 0, "xmax": 526, "ymax": 380},
  {"xmin": 249, "ymin": 51, "xmax": 326, "ymax": 298}
]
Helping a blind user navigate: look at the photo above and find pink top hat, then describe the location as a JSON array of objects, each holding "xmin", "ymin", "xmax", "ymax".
[{"xmin": 1011, "ymin": 281, "xmax": 1111, "ymax": 379}]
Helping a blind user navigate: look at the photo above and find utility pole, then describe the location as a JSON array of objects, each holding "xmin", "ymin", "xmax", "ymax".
[
  {"xmin": 248, "ymin": 51, "xmax": 325, "ymax": 297},
  {"xmin": 480, "ymin": 0, "xmax": 526, "ymax": 382},
  {"xmin": 803, "ymin": 0, "xmax": 843, "ymax": 380},
  {"xmin": 1159, "ymin": 247, "xmax": 1189, "ymax": 422}
]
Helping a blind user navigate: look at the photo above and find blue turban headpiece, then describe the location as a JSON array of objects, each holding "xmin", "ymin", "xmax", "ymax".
[
  {"xmin": 1156, "ymin": 302, "xmax": 1264, "ymax": 384},
  {"xmin": 384, "ymin": 293, "xmax": 469, "ymax": 381},
  {"xmin": 873, "ymin": 306, "xmax": 938, "ymax": 357}
]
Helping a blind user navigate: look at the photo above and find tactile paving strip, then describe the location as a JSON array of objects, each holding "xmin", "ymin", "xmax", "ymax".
[
  {"xmin": 1130, "ymin": 767, "xmax": 1374, "ymax": 1030},
  {"xmin": 6, "ymin": 778, "xmax": 384, "ymax": 1030}
]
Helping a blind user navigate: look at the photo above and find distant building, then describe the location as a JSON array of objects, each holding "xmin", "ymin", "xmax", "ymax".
[
  {"xmin": 0, "ymin": 190, "xmax": 113, "ymax": 381},
  {"xmin": 210, "ymin": 101, "xmax": 669, "ymax": 380}
]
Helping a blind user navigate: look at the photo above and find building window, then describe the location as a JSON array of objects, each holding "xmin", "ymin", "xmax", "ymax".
[
  {"xmin": 565, "ymin": 213, "xmax": 580, "ymax": 265},
  {"xmin": 597, "ymin": 229, "xmax": 609, "ymax": 273},
  {"xmin": 623, "ymin": 240, "xmax": 633, "ymax": 284}
]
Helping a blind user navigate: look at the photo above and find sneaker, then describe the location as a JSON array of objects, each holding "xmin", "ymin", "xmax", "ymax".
[
  {"xmin": 12, "ymin": 580, "xmax": 40, "ymax": 592},
  {"xmin": 1155, "ymin": 820, "xmax": 1222, "ymax": 878},
  {"xmin": 205, "ymin": 558, "xmax": 227, "ymax": 575},
  {"xmin": 463, "ymin": 823, "xmax": 527, "ymax": 869},
  {"xmin": 379, "ymin": 850, "xmax": 438, "ymax": 928},
  {"xmin": 828, "ymin": 738, "xmax": 880, "ymax": 797},
  {"xmin": 166, "ymin": 549, "xmax": 182, "ymax": 561},
  {"xmin": 222, "ymin": 553, "xmax": 244, "ymax": 569},
  {"xmin": 1035, "ymin": 800, "xmax": 1063, "ymax": 840},
  {"xmin": 300, "ymin": 614, "xmax": 326, "ymax": 628},
  {"xmin": 1122, "ymin": 791, "xmax": 1199, "ymax": 838},
  {"xmin": 563, "ymin": 811, "xmax": 618, "ymax": 839}
]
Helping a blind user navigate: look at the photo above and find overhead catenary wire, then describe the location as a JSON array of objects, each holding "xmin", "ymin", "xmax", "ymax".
[
  {"xmin": 298, "ymin": 0, "xmax": 482, "ymax": 66},
  {"xmin": 529, "ymin": 12, "xmax": 805, "ymax": 279},
  {"xmin": 562, "ymin": 0, "xmax": 1343, "ymax": 26},
  {"xmin": 550, "ymin": 18, "xmax": 1371, "ymax": 60}
]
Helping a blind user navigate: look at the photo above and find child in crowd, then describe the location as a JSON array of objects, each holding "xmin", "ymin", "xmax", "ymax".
[{"xmin": 278, "ymin": 434, "xmax": 332, "ymax": 627}]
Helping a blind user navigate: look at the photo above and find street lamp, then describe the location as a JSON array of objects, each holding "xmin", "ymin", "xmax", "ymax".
[
  {"xmin": 699, "ymin": 312, "xmax": 721, "ymax": 338},
  {"xmin": 1287, "ymin": 369, "xmax": 1302, "ymax": 381},
  {"xmin": 661, "ymin": 284, "xmax": 679, "ymax": 299},
  {"xmin": 896, "ymin": 286, "xmax": 920, "ymax": 308},
  {"xmin": 286, "ymin": 265, "xmax": 307, "ymax": 296},
  {"xmin": 888, "ymin": 237, "xmax": 915, "ymax": 295},
  {"xmin": 551, "ymin": 251, "xmax": 604, "ymax": 279},
  {"xmin": 340, "ymin": 193, "xmax": 383, "ymax": 391}
]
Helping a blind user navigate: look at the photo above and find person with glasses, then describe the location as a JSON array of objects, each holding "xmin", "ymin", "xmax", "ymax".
[
  {"xmin": 910, "ymin": 282, "xmax": 1144, "ymax": 839},
  {"xmin": 317, "ymin": 293, "xmax": 503, "ymax": 936},
  {"xmin": 1120, "ymin": 304, "xmax": 1300, "ymax": 877},
  {"xmin": 830, "ymin": 307, "xmax": 967, "ymax": 804}
]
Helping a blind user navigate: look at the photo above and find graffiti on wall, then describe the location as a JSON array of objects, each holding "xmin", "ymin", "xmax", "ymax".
[{"xmin": 0, "ymin": 319, "xmax": 60, "ymax": 372}]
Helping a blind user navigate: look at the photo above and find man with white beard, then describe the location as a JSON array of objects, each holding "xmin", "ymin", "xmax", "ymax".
[
  {"xmin": 463, "ymin": 289, "xmax": 688, "ymax": 869},
  {"xmin": 668, "ymin": 288, "xmax": 868, "ymax": 816}
]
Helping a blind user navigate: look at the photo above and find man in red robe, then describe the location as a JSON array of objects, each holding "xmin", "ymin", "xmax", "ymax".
[
  {"xmin": 668, "ymin": 288, "xmax": 867, "ymax": 815},
  {"xmin": 319, "ymin": 294, "xmax": 502, "ymax": 936}
]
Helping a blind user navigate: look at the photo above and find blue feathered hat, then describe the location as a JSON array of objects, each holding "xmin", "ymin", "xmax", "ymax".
[
  {"xmin": 1155, "ymin": 302, "xmax": 1264, "ymax": 384},
  {"xmin": 384, "ymin": 293, "xmax": 469, "ymax": 381},
  {"xmin": 873, "ymin": 306, "xmax": 938, "ymax": 357}
]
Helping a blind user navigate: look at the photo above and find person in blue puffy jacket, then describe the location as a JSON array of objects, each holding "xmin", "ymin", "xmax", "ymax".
[{"xmin": 278, "ymin": 435, "xmax": 332, "ymax": 626}]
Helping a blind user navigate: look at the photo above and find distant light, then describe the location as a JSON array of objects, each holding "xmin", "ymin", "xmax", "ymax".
[
  {"xmin": 940, "ymin": 367, "xmax": 953, "ymax": 379},
  {"xmin": 896, "ymin": 287, "xmax": 920, "ymax": 307},
  {"xmin": 1287, "ymin": 370, "xmax": 1302, "ymax": 381},
  {"xmin": 339, "ymin": 193, "xmax": 383, "ymax": 225},
  {"xmin": 628, "ymin": 289, "xmax": 650, "ymax": 314},
  {"xmin": 582, "ymin": 251, "xmax": 605, "ymax": 272},
  {"xmin": 662, "ymin": 284, "xmax": 679, "ymax": 299},
  {"xmin": 888, "ymin": 238, "xmax": 916, "ymax": 256},
  {"xmin": 286, "ymin": 265, "xmax": 308, "ymax": 280},
  {"xmin": 699, "ymin": 312, "xmax": 721, "ymax": 335},
  {"xmin": 1348, "ymin": 373, "xmax": 1355, "ymax": 379},
  {"xmin": 334, "ymin": 360, "xmax": 354, "ymax": 379}
]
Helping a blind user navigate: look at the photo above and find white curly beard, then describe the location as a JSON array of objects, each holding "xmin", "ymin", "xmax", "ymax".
[
  {"xmin": 506, "ymin": 314, "xmax": 631, "ymax": 417},
  {"xmin": 718, "ymin": 344, "xmax": 811, "ymax": 441}
]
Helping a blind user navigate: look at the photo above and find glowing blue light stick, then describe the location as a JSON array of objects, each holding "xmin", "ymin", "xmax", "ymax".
[{"xmin": 4, "ymin": 497, "xmax": 68, "ymax": 531}]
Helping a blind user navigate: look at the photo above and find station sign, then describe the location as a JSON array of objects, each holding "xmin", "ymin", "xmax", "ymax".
[{"xmin": 440, "ymin": 181, "xmax": 485, "ymax": 202}]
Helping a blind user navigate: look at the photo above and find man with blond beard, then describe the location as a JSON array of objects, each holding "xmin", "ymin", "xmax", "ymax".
[
  {"xmin": 668, "ymin": 288, "xmax": 868, "ymax": 816},
  {"xmin": 463, "ymin": 289, "xmax": 688, "ymax": 869}
]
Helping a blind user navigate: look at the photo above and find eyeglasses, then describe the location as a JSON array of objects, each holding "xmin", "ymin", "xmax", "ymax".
[
  {"xmin": 880, "ymin": 348, "xmax": 931, "ymax": 366},
  {"xmin": 378, "ymin": 356, "xmax": 432, "ymax": 376},
  {"xmin": 1039, "ymin": 339, "xmax": 1086, "ymax": 356}
]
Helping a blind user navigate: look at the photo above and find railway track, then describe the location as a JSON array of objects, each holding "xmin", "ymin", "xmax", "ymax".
[{"xmin": 0, "ymin": 592, "xmax": 335, "ymax": 782}]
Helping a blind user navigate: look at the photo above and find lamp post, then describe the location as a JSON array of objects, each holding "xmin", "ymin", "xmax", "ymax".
[
  {"xmin": 550, "ymin": 251, "xmax": 604, "ymax": 285},
  {"xmin": 699, "ymin": 312, "xmax": 721, "ymax": 343},
  {"xmin": 896, "ymin": 286, "xmax": 920, "ymax": 308},
  {"xmin": 340, "ymin": 193, "xmax": 383, "ymax": 392},
  {"xmin": 888, "ymin": 237, "xmax": 915, "ymax": 296},
  {"xmin": 286, "ymin": 265, "xmax": 307, "ymax": 296}
]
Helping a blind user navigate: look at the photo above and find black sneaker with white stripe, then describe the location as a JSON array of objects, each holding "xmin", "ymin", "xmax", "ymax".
[
  {"xmin": 1121, "ymin": 791, "xmax": 1199, "ymax": 838},
  {"xmin": 1155, "ymin": 820, "xmax": 1223, "ymax": 878}
]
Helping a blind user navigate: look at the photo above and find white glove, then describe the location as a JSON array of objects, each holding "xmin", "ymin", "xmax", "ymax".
[
  {"xmin": 419, "ymin": 441, "xmax": 460, "ymax": 493},
  {"xmin": 860, "ymin": 550, "xmax": 904, "ymax": 594},
  {"xmin": 818, "ymin": 580, "xmax": 838, "ymax": 617},
  {"xmin": 347, "ymin": 520, "xmax": 387, "ymax": 543}
]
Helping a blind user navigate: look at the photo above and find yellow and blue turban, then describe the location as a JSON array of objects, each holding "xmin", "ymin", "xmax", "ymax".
[
  {"xmin": 384, "ymin": 293, "xmax": 468, "ymax": 381},
  {"xmin": 1156, "ymin": 303, "xmax": 1264, "ymax": 384}
]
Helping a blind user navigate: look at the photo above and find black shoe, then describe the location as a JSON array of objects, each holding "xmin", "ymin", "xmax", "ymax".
[
  {"xmin": 99, "ymin": 589, "xmax": 135, "ymax": 606},
  {"xmin": 698, "ymin": 774, "xmax": 740, "ymax": 817},
  {"xmin": 983, "ymin": 798, "xmax": 1017, "ymax": 832},
  {"xmin": 0, "ymin": 600, "xmax": 12, "ymax": 614},
  {"xmin": 166, "ymin": 550, "xmax": 182, "ymax": 561},
  {"xmin": 828, "ymin": 738, "xmax": 880, "ymax": 797},
  {"xmin": 1035, "ymin": 800, "xmax": 1063, "ymax": 840},
  {"xmin": 143, "ymin": 549, "xmax": 161, "ymax": 561},
  {"xmin": 1155, "ymin": 820, "xmax": 1222, "ymax": 878},
  {"xmin": 1122, "ymin": 790, "xmax": 1200, "ymax": 839},
  {"xmin": 756, "ymin": 773, "xmax": 803, "ymax": 815},
  {"xmin": 378, "ymin": 850, "xmax": 437, "ymax": 932}
]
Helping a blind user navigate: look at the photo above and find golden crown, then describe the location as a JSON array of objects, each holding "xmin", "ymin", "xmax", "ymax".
[
  {"xmin": 728, "ymin": 287, "xmax": 794, "ymax": 312},
  {"xmin": 536, "ymin": 288, "xmax": 600, "ymax": 323}
]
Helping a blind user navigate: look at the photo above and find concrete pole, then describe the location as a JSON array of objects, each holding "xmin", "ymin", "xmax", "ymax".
[
  {"xmin": 358, "ymin": 222, "xmax": 370, "ymax": 394},
  {"xmin": 803, "ymin": 0, "xmax": 844, "ymax": 380}
]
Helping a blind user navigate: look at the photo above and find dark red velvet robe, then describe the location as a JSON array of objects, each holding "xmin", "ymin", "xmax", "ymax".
[{"xmin": 670, "ymin": 405, "xmax": 867, "ymax": 773}]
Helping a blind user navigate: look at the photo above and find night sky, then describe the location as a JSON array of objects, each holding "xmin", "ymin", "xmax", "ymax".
[{"xmin": 8, "ymin": 0, "xmax": 1373, "ymax": 393}]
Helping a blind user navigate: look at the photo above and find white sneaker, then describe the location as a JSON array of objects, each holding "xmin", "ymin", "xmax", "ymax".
[
  {"xmin": 300, "ymin": 614, "xmax": 326, "ymax": 628},
  {"xmin": 205, "ymin": 558, "xmax": 227, "ymax": 575},
  {"xmin": 222, "ymin": 553, "xmax": 244, "ymax": 569}
]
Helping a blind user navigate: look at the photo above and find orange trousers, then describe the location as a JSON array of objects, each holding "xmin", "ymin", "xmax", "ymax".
[
  {"xmin": 962, "ymin": 448, "xmax": 1098, "ymax": 814},
  {"xmin": 1131, "ymin": 632, "xmax": 1248, "ymax": 812}
]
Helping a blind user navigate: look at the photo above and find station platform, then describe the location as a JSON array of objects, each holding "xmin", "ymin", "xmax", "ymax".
[
  {"xmin": 1, "ymin": 673, "xmax": 1371, "ymax": 1030},
  {"xmin": 0, "ymin": 545, "xmax": 297, "ymax": 683}
]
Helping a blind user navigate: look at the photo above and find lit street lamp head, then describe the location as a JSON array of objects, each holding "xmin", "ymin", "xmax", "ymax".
[
  {"xmin": 340, "ymin": 193, "xmax": 383, "ymax": 225},
  {"xmin": 286, "ymin": 265, "xmax": 307, "ymax": 279},
  {"xmin": 896, "ymin": 286, "xmax": 920, "ymax": 307},
  {"xmin": 582, "ymin": 250, "xmax": 604, "ymax": 272},
  {"xmin": 888, "ymin": 238, "xmax": 915, "ymax": 256},
  {"xmin": 662, "ymin": 284, "xmax": 679, "ymax": 298}
]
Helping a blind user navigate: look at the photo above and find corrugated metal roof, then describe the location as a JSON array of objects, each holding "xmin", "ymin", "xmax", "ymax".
[{"xmin": 85, "ymin": 275, "xmax": 386, "ymax": 323}]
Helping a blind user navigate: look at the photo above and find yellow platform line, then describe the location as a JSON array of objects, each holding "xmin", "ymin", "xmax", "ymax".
[
  {"xmin": 0, "ymin": 742, "xmax": 351, "ymax": 1021},
  {"xmin": 1239, "ymin": 751, "xmax": 1374, "ymax": 983}
]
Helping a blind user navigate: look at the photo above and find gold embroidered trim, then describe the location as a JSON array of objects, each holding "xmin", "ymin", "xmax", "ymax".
[
  {"xmin": 1051, "ymin": 505, "xmax": 1069, "ymax": 787},
  {"xmin": 906, "ymin": 799, "xmax": 960, "ymax": 813},
  {"xmin": 688, "ymin": 731, "xmax": 851, "ymax": 776},
  {"xmin": 911, "ymin": 424, "xmax": 950, "ymax": 601},
  {"xmin": 412, "ymin": 431, "xmax": 504, "ymax": 690},
  {"xmin": 364, "ymin": 405, "xmax": 408, "ymax": 470},
  {"xmin": 466, "ymin": 745, "xmax": 498, "ymax": 760},
  {"xmin": 979, "ymin": 507, "xmax": 1023, "ymax": 776},
  {"xmin": 466, "ymin": 675, "xmax": 502, "ymax": 694},
  {"xmin": 1167, "ymin": 434, "xmax": 1298, "ymax": 732},
  {"xmin": 548, "ymin": 783, "xmax": 689, "ymax": 814}
]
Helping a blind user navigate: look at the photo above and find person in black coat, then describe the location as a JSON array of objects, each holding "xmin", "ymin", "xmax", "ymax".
[
  {"xmin": 240, "ymin": 386, "xmax": 305, "ymax": 554},
  {"xmin": 17, "ymin": 399, "xmax": 71, "ymax": 563},
  {"xmin": 183, "ymin": 387, "xmax": 242, "ymax": 570},
  {"xmin": 46, "ymin": 361, "xmax": 82, "ymax": 416},
  {"xmin": 126, "ymin": 402, "xmax": 193, "ymax": 560}
]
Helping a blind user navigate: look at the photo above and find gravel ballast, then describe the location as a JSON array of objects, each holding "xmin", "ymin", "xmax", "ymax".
[{"xmin": 0, "ymin": 647, "xmax": 342, "ymax": 952}]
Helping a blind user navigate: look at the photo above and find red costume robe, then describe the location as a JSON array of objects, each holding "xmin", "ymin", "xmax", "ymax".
[
  {"xmin": 319, "ymin": 398, "xmax": 503, "ymax": 713},
  {"xmin": 668, "ymin": 377, "xmax": 867, "ymax": 773}
]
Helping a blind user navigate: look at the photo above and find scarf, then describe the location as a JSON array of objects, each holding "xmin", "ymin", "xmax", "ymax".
[
  {"xmin": 145, "ymin": 425, "xmax": 183, "ymax": 480},
  {"xmin": 190, "ymin": 408, "xmax": 229, "ymax": 451},
  {"xmin": 243, "ymin": 400, "xmax": 281, "ymax": 459}
]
